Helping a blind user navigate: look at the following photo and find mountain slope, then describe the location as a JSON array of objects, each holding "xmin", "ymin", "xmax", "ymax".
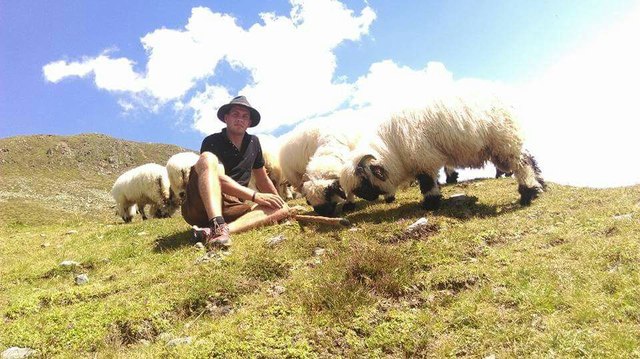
[{"xmin": 0, "ymin": 133, "xmax": 191, "ymax": 226}]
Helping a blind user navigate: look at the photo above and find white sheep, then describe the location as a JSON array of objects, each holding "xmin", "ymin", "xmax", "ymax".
[
  {"xmin": 279, "ymin": 126, "xmax": 361, "ymax": 216},
  {"xmin": 111, "ymin": 163, "xmax": 178, "ymax": 223},
  {"xmin": 166, "ymin": 152, "xmax": 200, "ymax": 203},
  {"xmin": 249, "ymin": 135, "xmax": 293, "ymax": 200},
  {"xmin": 341, "ymin": 91, "xmax": 545, "ymax": 209}
]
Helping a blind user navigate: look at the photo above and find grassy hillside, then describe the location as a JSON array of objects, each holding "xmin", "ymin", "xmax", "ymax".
[
  {"xmin": 0, "ymin": 133, "xmax": 190, "ymax": 226},
  {"xmin": 1, "ymin": 134, "xmax": 639, "ymax": 357}
]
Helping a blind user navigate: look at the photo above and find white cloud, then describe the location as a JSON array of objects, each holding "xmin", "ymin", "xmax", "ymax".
[
  {"xmin": 43, "ymin": 55, "xmax": 144, "ymax": 92},
  {"xmin": 188, "ymin": 85, "xmax": 232, "ymax": 135},
  {"xmin": 42, "ymin": 1, "xmax": 639, "ymax": 188},
  {"xmin": 43, "ymin": 1, "xmax": 376, "ymax": 133}
]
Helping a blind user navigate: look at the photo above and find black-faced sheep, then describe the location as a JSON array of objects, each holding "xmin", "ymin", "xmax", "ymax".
[
  {"xmin": 279, "ymin": 126, "xmax": 360, "ymax": 216},
  {"xmin": 111, "ymin": 163, "xmax": 178, "ymax": 223},
  {"xmin": 341, "ymin": 91, "xmax": 545, "ymax": 209}
]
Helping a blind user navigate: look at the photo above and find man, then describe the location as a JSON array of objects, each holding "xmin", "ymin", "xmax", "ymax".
[{"xmin": 181, "ymin": 95, "xmax": 286, "ymax": 248}]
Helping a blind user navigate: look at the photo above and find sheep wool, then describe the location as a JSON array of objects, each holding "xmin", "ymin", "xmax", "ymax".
[
  {"xmin": 341, "ymin": 90, "xmax": 545, "ymax": 209},
  {"xmin": 111, "ymin": 163, "xmax": 178, "ymax": 223}
]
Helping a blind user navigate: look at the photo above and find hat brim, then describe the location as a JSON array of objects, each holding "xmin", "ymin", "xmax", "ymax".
[{"xmin": 217, "ymin": 104, "xmax": 261, "ymax": 127}]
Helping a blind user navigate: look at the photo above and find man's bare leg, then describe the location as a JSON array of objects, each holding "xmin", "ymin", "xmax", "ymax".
[{"xmin": 195, "ymin": 152, "xmax": 223, "ymax": 220}]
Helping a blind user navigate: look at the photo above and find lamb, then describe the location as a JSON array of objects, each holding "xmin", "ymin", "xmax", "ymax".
[
  {"xmin": 249, "ymin": 135, "xmax": 293, "ymax": 200},
  {"xmin": 341, "ymin": 90, "xmax": 545, "ymax": 209},
  {"xmin": 279, "ymin": 126, "xmax": 361, "ymax": 216},
  {"xmin": 111, "ymin": 163, "xmax": 179, "ymax": 223},
  {"xmin": 166, "ymin": 152, "xmax": 200, "ymax": 203}
]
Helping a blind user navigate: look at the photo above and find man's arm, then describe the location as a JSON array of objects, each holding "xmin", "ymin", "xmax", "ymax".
[
  {"xmin": 218, "ymin": 173, "xmax": 284, "ymax": 209},
  {"xmin": 252, "ymin": 167, "xmax": 279, "ymax": 195}
]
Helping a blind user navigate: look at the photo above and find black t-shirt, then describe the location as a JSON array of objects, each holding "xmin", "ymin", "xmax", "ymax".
[{"xmin": 200, "ymin": 128, "xmax": 265, "ymax": 187}]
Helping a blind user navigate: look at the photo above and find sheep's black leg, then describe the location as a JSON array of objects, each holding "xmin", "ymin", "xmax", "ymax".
[
  {"xmin": 342, "ymin": 201, "xmax": 356, "ymax": 212},
  {"xmin": 417, "ymin": 173, "xmax": 441, "ymax": 210},
  {"xmin": 445, "ymin": 169, "xmax": 459, "ymax": 184}
]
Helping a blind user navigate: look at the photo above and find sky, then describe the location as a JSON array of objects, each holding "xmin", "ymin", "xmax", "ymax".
[{"xmin": 1, "ymin": 0, "xmax": 639, "ymax": 188}]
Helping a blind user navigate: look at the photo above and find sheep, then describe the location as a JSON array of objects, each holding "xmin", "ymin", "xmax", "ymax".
[
  {"xmin": 111, "ymin": 163, "xmax": 178, "ymax": 223},
  {"xmin": 166, "ymin": 152, "xmax": 200, "ymax": 204},
  {"xmin": 340, "ymin": 91, "xmax": 545, "ymax": 209},
  {"xmin": 279, "ymin": 126, "xmax": 361, "ymax": 216},
  {"xmin": 248, "ymin": 135, "xmax": 294, "ymax": 200}
]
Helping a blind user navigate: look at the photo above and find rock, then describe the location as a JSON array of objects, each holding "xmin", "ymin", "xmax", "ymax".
[
  {"xmin": 348, "ymin": 227, "xmax": 360, "ymax": 232},
  {"xmin": 194, "ymin": 242, "xmax": 205, "ymax": 250},
  {"xmin": 40, "ymin": 242, "xmax": 50, "ymax": 248},
  {"xmin": 75, "ymin": 274, "xmax": 89, "ymax": 285},
  {"xmin": 157, "ymin": 332, "xmax": 173, "ymax": 343},
  {"xmin": 1, "ymin": 347, "xmax": 36, "ymax": 358},
  {"xmin": 194, "ymin": 251, "xmax": 224, "ymax": 264},
  {"xmin": 266, "ymin": 234, "xmax": 285, "ymax": 247},
  {"xmin": 166, "ymin": 337, "xmax": 192, "ymax": 346},
  {"xmin": 613, "ymin": 213, "xmax": 633, "ymax": 221},
  {"xmin": 59, "ymin": 260, "xmax": 79, "ymax": 267},
  {"xmin": 65, "ymin": 230, "xmax": 78, "ymax": 235},
  {"xmin": 137, "ymin": 232, "xmax": 147, "ymax": 236},
  {"xmin": 407, "ymin": 217, "xmax": 428, "ymax": 231},
  {"xmin": 272, "ymin": 285, "xmax": 286, "ymax": 295},
  {"xmin": 312, "ymin": 248, "xmax": 325, "ymax": 256}
]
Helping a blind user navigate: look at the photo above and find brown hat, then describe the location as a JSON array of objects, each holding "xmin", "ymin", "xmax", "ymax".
[{"xmin": 216, "ymin": 95, "xmax": 261, "ymax": 127}]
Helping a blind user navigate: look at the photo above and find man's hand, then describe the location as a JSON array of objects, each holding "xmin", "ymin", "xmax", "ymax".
[{"xmin": 254, "ymin": 192, "xmax": 286, "ymax": 209}]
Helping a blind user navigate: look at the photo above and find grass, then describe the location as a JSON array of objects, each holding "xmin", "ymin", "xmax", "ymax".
[{"xmin": 2, "ymin": 134, "xmax": 640, "ymax": 357}]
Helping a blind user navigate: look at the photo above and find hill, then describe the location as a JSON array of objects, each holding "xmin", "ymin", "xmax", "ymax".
[
  {"xmin": 0, "ymin": 133, "xmax": 190, "ymax": 226},
  {"xmin": 1, "ymin": 133, "xmax": 640, "ymax": 357}
]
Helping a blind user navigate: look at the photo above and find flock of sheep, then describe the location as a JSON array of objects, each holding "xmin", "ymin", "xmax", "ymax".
[{"xmin": 111, "ymin": 87, "xmax": 545, "ymax": 223}]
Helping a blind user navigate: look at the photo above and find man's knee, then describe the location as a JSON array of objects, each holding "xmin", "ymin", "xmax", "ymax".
[{"xmin": 195, "ymin": 152, "xmax": 221, "ymax": 174}]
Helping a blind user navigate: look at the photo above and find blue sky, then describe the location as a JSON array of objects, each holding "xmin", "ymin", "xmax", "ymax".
[{"xmin": 1, "ymin": 0, "xmax": 639, "ymax": 187}]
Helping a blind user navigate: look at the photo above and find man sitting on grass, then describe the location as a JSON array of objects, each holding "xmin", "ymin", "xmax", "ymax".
[{"xmin": 181, "ymin": 95, "xmax": 287, "ymax": 248}]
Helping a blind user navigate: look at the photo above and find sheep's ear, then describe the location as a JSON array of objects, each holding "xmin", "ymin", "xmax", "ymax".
[
  {"xmin": 370, "ymin": 164, "xmax": 388, "ymax": 181},
  {"xmin": 355, "ymin": 154, "xmax": 375, "ymax": 178},
  {"xmin": 329, "ymin": 180, "xmax": 347, "ymax": 200}
]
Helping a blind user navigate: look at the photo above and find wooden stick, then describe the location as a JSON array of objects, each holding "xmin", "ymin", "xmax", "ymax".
[
  {"xmin": 229, "ymin": 206, "xmax": 351, "ymax": 234},
  {"xmin": 293, "ymin": 214, "xmax": 351, "ymax": 227}
]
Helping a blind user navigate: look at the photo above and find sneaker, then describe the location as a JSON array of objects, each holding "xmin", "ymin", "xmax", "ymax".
[{"xmin": 192, "ymin": 222, "xmax": 231, "ymax": 248}]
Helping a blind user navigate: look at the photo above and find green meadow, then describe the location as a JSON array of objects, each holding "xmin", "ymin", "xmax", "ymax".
[{"xmin": 2, "ymin": 134, "xmax": 639, "ymax": 357}]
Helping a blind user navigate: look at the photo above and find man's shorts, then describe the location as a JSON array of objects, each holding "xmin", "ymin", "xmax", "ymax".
[{"xmin": 181, "ymin": 165, "xmax": 253, "ymax": 227}]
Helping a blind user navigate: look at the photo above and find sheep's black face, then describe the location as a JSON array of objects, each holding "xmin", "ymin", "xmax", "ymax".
[
  {"xmin": 313, "ymin": 202, "xmax": 338, "ymax": 217},
  {"xmin": 353, "ymin": 177, "xmax": 384, "ymax": 201}
]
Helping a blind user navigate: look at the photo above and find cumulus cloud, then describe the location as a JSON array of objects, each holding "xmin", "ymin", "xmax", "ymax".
[
  {"xmin": 43, "ymin": 55, "xmax": 144, "ymax": 92},
  {"xmin": 43, "ymin": 0, "xmax": 376, "ymax": 133},
  {"xmin": 42, "ymin": 0, "xmax": 639, "ymax": 187}
]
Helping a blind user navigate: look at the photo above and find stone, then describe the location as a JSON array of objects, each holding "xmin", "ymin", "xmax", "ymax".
[
  {"xmin": 312, "ymin": 247, "xmax": 325, "ymax": 256},
  {"xmin": 613, "ymin": 213, "xmax": 633, "ymax": 221},
  {"xmin": 59, "ymin": 260, "xmax": 79, "ymax": 267},
  {"xmin": 407, "ymin": 217, "xmax": 428, "ymax": 231},
  {"xmin": 272, "ymin": 285, "xmax": 286, "ymax": 295},
  {"xmin": 75, "ymin": 274, "xmax": 89, "ymax": 285},
  {"xmin": 166, "ymin": 337, "xmax": 192, "ymax": 346},
  {"xmin": 194, "ymin": 242, "xmax": 205, "ymax": 250},
  {"xmin": 1, "ymin": 347, "xmax": 36, "ymax": 358},
  {"xmin": 266, "ymin": 234, "xmax": 285, "ymax": 247}
]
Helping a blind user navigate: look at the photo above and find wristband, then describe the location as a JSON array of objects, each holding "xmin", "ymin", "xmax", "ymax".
[{"xmin": 252, "ymin": 192, "xmax": 256, "ymax": 202}]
